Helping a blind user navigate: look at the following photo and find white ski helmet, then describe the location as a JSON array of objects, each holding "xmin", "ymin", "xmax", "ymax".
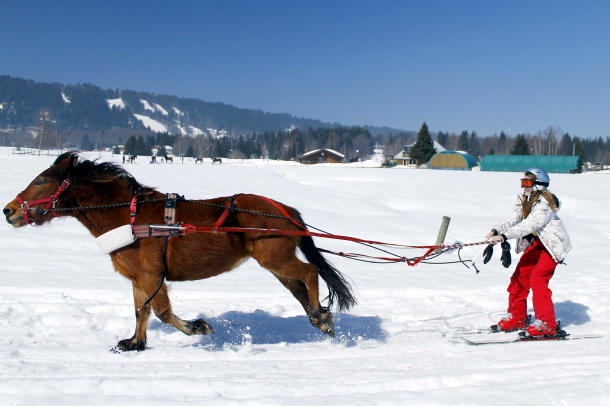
[{"xmin": 525, "ymin": 167, "xmax": 550, "ymax": 187}]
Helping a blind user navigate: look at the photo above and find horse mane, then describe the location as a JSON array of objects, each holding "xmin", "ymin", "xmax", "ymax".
[{"xmin": 54, "ymin": 151, "xmax": 154, "ymax": 194}]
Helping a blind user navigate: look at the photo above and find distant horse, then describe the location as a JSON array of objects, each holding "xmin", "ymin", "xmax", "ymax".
[
  {"xmin": 3, "ymin": 152, "xmax": 355, "ymax": 351},
  {"xmin": 195, "ymin": 156, "xmax": 203, "ymax": 164},
  {"xmin": 164, "ymin": 154, "xmax": 173, "ymax": 163},
  {"xmin": 212, "ymin": 157, "xmax": 222, "ymax": 164}
]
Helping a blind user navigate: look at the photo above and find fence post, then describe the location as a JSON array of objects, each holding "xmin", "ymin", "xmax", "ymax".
[{"xmin": 435, "ymin": 216, "xmax": 451, "ymax": 251}]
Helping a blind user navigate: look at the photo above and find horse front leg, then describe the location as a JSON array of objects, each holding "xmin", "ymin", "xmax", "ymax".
[
  {"xmin": 148, "ymin": 285, "xmax": 215, "ymax": 337},
  {"xmin": 118, "ymin": 279, "xmax": 215, "ymax": 351},
  {"xmin": 117, "ymin": 283, "xmax": 151, "ymax": 351}
]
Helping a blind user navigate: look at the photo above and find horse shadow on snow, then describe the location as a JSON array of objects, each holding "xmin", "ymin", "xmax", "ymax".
[
  {"xmin": 554, "ymin": 300, "xmax": 591, "ymax": 327},
  {"xmin": 149, "ymin": 310, "xmax": 386, "ymax": 350}
]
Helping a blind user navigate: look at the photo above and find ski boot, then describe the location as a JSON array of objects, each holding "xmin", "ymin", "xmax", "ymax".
[{"xmin": 490, "ymin": 314, "xmax": 531, "ymax": 333}]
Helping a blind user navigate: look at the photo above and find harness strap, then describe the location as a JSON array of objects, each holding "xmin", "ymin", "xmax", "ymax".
[
  {"xmin": 129, "ymin": 195, "xmax": 139, "ymax": 226},
  {"xmin": 255, "ymin": 195, "xmax": 307, "ymax": 230},
  {"xmin": 142, "ymin": 272, "xmax": 166, "ymax": 307},
  {"xmin": 212, "ymin": 195, "xmax": 239, "ymax": 231},
  {"xmin": 129, "ymin": 191, "xmax": 153, "ymax": 226},
  {"xmin": 131, "ymin": 192, "xmax": 183, "ymax": 238},
  {"xmin": 131, "ymin": 193, "xmax": 177, "ymax": 307},
  {"xmin": 212, "ymin": 202, "xmax": 232, "ymax": 231},
  {"xmin": 164, "ymin": 193, "xmax": 179, "ymax": 224}
]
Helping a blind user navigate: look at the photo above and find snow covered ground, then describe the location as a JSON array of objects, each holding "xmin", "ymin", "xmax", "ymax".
[{"xmin": 1, "ymin": 148, "xmax": 609, "ymax": 405}]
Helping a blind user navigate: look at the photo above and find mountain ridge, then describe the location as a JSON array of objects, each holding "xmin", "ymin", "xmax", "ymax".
[{"xmin": 0, "ymin": 75, "xmax": 405, "ymax": 138}]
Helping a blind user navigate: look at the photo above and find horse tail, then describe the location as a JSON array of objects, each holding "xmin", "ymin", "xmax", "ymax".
[{"xmin": 295, "ymin": 213, "xmax": 356, "ymax": 312}]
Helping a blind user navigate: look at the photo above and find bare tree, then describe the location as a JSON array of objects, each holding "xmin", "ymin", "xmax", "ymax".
[
  {"xmin": 543, "ymin": 126, "xmax": 561, "ymax": 155},
  {"xmin": 36, "ymin": 109, "xmax": 54, "ymax": 153}
]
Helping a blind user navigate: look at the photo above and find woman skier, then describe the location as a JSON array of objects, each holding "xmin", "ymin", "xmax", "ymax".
[{"xmin": 484, "ymin": 167, "xmax": 571, "ymax": 337}]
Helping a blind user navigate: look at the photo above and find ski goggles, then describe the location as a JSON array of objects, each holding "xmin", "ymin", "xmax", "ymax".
[{"xmin": 520, "ymin": 178, "xmax": 535, "ymax": 188}]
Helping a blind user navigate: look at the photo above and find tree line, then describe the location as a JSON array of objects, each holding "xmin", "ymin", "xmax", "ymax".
[
  {"xmin": 119, "ymin": 126, "xmax": 375, "ymax": 161},
  {"xmin": 5, "ymin": 121, "xmax": 608, "ymax": 165}
]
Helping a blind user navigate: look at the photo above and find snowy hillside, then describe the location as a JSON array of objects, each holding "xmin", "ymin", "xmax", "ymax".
[
  {"xmin": 106, "ymin": 97, "xmax": 125, "ymax": 110},
  {"xmin": 1, "ymin": 149, "xmax": 609, "ymax": 405}
]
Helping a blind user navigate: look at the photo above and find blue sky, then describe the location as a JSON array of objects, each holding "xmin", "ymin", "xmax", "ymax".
[{"xmin": 1, "ymin": 1, "xmax": 609, "ymax": 138}]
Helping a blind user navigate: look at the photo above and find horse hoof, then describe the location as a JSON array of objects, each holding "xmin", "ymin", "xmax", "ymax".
[
  {"xmin": 310, "ymin": 311, "xmax": 335, "ymax": 337},
  {"xmin": 117, "ymin": 338, "xmax": 146, "ymax": 352},
  {"xmin": 320, "ymin": 324, "xmax": 335, "ymax": 337},
  {"xmin": 186, "ymin": 319, "xmax": 215, "ymax": 335}
]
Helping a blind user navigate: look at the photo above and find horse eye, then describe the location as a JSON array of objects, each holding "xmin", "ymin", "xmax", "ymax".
[{"xmin": 33, "ymin": 177, "xmax": 47, "ymax": 186}]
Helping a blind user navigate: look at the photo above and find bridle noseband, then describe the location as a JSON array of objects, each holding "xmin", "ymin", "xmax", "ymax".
[{"xmin": 15, "ymin": 178, "xmax": 71, "ymax": 225}]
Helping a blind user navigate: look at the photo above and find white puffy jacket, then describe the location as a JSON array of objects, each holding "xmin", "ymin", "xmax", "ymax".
[{"xmin": 493, "ymin": 192, "xmax": 571, "ymax": 262}]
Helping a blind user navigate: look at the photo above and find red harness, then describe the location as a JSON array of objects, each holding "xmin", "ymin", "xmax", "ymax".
[
  {"xmin": 16, "ymin": 179, "xmax": 71, "ymax": 225},
  {"xmin": 123, "ymin": 193, "xmax": 471, "ymax": 266},
  {"xmin": 129, "ymin": 193, "xmax": 306, "ymax": 239},
  {"xmin": 130, "ymin": 193, "xmax": 181, "ymax": 238}
]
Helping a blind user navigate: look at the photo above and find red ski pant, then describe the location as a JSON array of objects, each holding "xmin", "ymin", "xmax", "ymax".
[{"xmin": 507, "ymin": 238, "xmax": 559, "ymax": 329}]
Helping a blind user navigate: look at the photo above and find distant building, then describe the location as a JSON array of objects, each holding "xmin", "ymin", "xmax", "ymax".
[
  {"xmin": 391, "ymin": 140, "xmax": 446, "ymax": 166},
  {"xmin": 481, "ymin": 155, "xmax": 582, "ymax": 173},
  {"xmin": 428, "ymin": 151, "xmax": 478, "ymax": 170},
  {"xmin": 299, "ymin": 148, "xmax": 345, "ymax": 164}
]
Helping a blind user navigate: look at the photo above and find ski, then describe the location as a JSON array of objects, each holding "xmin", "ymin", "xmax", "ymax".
[
  {"xmin": 457, "ymin": 331, "xmax": 601, "ymax": 345},
  {"xmin": 448, "ymin": 315, "xmax": 533, "ymax": 336}
]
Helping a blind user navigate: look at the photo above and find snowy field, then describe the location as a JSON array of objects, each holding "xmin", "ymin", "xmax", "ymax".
[{"xmin": 1, "ymin": 148, "xmax": 609, "ymax": 405}]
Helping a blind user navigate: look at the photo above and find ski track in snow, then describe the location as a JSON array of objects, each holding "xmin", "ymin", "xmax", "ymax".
[{"xmin": 1, "ymin": 149, "xmax": 609, "ymax": 405}]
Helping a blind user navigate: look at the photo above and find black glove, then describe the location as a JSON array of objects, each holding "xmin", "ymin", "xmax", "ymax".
[
  {"xmin": 500, "ymin": 239, "xmax": 511, "ymax": 268},
  {"xmin": 482, "ymin": 244, "xmax": 494, "ymax": 264}
]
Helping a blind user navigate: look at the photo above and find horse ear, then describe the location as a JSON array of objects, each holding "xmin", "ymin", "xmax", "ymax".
[
  {"xmin": 68, "ymin": 154, "xmax": 78, "ymax": 170},
  {"xmin": 53, "ymin": 151, "xmax": 79, "ymax": 175}
]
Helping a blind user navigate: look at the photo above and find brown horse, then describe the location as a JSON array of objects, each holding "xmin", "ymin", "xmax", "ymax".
[{"xmin": 3, "ymin": 152, "xmax": 355, "ymax": 351}]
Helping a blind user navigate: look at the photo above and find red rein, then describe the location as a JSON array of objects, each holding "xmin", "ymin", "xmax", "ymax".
[{"xmin": 16, "ymin": 179, "xmax": 71, "ymax": 225}]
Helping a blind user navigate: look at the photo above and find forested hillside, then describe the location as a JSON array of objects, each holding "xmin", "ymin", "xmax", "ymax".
[{"xmin": 0, "ymin": 75, "xmax": 332, "ymax": 136}]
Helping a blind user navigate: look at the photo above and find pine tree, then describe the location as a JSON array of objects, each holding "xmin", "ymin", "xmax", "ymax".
[
  {"xmin": 80, "ymin": 134, "xmax": 92, "ymax": 151},
  {"xmin": 124, "ymin": 135, "xmax": 137, "ymax": 155},
  {"xmin": 557, "ymin": 133, "xmax": 572, "ymax": 155},
  {"xmin": 469, "ymin": 131, "xmax": 480, "ymax": 157},
  {"xmin": 457, "ymin": 131, "xmax": 470, "ymax": 151},
  {"xmin": 573, "ymin": 138, "xmax": 585, "ymax": 160},
  {"xmin": 435, "ymin": 131, "xmax": 448, "ymax": 148},
  {"xmin": 498, "ymin": 131, "xmax": 507, "ymax": 154},
  {"xmin": 135, "ymin": 136, "xmax": 148, "ymax": 155},
  {"xmin": 186, "ymin": 145, "xmax": 194, "ymax": 157},
  {"xmin": 511, "ymin": 134, "xmax": 530, "ymax": 155},
  {"xmin": 409, "ymin": 122, "xmax": 436, "ymax": 165}
]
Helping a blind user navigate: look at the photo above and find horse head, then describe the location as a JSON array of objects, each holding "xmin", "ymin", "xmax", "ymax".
[
  {"xmin": 4, "ymin": 151, "xmax": 78, "ymax": 227},
  {"xmin": 4, "ymin": 151, "xmax": 153, "ymax": 228}
]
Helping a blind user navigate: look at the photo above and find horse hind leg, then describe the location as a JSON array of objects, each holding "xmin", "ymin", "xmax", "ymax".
[
  {"xmin": 274, "ymin": 274, "xmax": 335, "ymax": 337},
  {"xmin": 253, "ymin": 240, "xmax": 335, "ymax": 337}
]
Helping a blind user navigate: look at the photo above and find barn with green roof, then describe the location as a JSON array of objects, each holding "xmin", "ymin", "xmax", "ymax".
[{"xmin": 480, "ymin": 155, "xmax": 582, "ymax": 173}]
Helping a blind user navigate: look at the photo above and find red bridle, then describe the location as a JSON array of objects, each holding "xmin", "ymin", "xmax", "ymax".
[{"xmin": 15, "ymin": 178, "xmax": 71, "ymax": 225}]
